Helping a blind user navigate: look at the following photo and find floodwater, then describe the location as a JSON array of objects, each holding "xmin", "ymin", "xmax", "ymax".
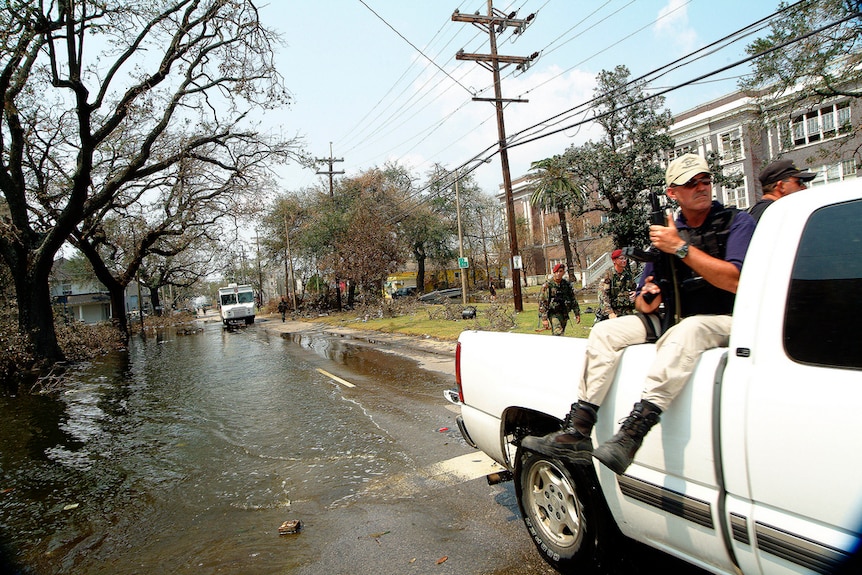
[{"xmin": 0, "ymin": 321, "xmax": 451, "ymax": 574}]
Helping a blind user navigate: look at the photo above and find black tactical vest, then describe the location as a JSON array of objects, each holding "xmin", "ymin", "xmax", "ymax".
[{"xmin": 675, "ymin": 205, "xmax": 740, "ymax": 317}]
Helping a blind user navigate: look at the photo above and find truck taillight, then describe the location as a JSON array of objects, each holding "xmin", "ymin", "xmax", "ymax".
[{"xmin": 455, "ymin": 341, "xmax": 464, "ymax": 403}]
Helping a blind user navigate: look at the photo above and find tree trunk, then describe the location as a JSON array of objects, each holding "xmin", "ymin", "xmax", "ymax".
[
  {"xmin": 558, "ymin": 208, "xmax": 580, "ymax": 288},
  {"xmin": 413, "ymin": 245, "xmax": 426, "ymax": 294},
  {"xmin": 150, "ymin": 286, "xmax": 162, "ymax": 316},
  {"xmin": 108, "ymin": 286, "xmax": 130, "ymax": 333},
  {"xmin": 15, "ymin": 267, "xmax": 64, "ymax": 364},
  {"xmin": 347, "ymin": 281, "xmax": 356, "ymax": 307},
  {"xmin": 75, "ymin": 239, "xmax": 131, "ymax": 338}
]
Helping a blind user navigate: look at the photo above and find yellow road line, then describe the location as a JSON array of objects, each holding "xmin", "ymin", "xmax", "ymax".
[{"xmin": 316, "ymin": 368, "xmax": 356, "ymax": 388}]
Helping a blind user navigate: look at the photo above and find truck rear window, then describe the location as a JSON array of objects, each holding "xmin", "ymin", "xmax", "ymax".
[{"xmin": 784, "ymin": 199, "xmax": 862, "ymax": 369}]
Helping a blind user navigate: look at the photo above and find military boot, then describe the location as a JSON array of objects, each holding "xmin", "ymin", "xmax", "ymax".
[
  {"xmin": 520, "ymin": 402, "xmax": 597, "ymax": 464},
  {"xmin": 592, "ymin": 400, "xmax": 661, "ymax": 474}
]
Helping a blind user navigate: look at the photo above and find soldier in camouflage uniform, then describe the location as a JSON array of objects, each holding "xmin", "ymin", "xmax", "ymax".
[
  {"xmin": 539, "ymin": 263, "xmax": 581, "ymax": 335},
  {"xmin": 595, "ymin": 249, "xmax": 637, "ymax": 322}
]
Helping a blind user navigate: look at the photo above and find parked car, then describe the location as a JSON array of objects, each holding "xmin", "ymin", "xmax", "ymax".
[
  {"xmin": 418, "ymin": 288, "xmax": 462, "ymax": 303},
  {"xmin": 392, "ymin": 286, "xmax": 418, "ymax": 298}
]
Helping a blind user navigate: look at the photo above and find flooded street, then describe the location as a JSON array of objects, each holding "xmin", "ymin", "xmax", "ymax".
[{"xmin": 0, "ymin": 320, "xmax": 552, "ymax": 575}]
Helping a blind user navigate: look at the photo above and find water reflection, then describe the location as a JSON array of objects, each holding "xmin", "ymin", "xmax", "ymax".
[{"xmin": 0, "ymin": 322, "xmax": 447, "ymax": 574}]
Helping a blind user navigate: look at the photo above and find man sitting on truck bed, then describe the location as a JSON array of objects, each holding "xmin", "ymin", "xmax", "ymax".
[{"xmin": 523, "ymin": 153, "xmax": 756, "ymax": 474}]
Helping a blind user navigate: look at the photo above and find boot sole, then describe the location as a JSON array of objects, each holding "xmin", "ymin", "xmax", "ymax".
[
  {"xmin": 592, "ymin": 445, "xmax": 631, "ymax": 474},
  {"xmin": 520, "ymin": 436, "xmax": 593, "ymax": 464}
]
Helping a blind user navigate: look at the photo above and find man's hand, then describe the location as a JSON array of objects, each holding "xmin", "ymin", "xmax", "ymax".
[
  {"xmin": 636, "ymin": 275, "xmax": 662, "ymax": 314},
  {"xmin": 648, "ymin": 213, "xmax": 684, "ymax": 254},
  {"xmin": 575, "ymin": 314, "xmax": 581, "ymax": 324},
  {"xmin": 639, "ymin": 275, "xmax": 661, "ymax": 298}
]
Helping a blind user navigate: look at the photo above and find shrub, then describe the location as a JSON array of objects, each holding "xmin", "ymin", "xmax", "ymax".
[{"xmin": 0, "ymin": 312, "xmax": 125, "ymax": 393}]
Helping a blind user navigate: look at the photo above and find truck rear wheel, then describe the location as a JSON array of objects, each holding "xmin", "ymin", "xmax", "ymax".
[{"xmin": 516, "ymin": 448, "xmax": 609, "ymax": 572}]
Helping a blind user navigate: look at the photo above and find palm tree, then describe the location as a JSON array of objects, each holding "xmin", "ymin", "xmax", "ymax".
[{"xmin": 528, "ymin": 155, "xmax": 586, "ymax": 284}]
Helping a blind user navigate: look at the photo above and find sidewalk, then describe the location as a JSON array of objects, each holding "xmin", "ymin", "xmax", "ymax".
[{"xmin": 258, "ymin": 313, "xmax": 457, "ymax": 377}]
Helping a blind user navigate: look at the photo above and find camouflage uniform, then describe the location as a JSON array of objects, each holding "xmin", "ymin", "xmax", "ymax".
[
  {"xmin": 539, "ymin": 278, "xmax": 580, "ymax": 336},
  {"xmin": 595, "ymin": 268, "xmax": 637, "ymax": 322}
]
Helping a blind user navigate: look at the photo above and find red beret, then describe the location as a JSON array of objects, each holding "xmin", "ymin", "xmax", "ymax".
[
  {"xmin": 611, "ymin": 249, "xmax": 623, "ymax": 259},
  {"xmin": 553, "ymin": 263, "xmax": 565, "ymax": 273}
]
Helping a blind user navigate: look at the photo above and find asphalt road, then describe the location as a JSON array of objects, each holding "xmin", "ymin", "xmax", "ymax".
[{"xmin": 257, "ymin": 316, "xmax": 709, "ymax": 575}]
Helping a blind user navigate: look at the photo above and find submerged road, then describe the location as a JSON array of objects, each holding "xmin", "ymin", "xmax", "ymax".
[{"xmin": 0, "ymin": 315, "xmax": 556, "ymax": 575}]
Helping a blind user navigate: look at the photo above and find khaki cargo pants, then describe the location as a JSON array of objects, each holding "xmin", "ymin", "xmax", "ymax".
[{"xmin": 579, "ymin": 314, "xmax": 732, "ymax": 411}]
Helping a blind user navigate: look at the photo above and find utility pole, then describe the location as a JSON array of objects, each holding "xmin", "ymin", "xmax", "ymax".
[
  {"xmin": 477, "ymin": 208, "xmax": 491, "ymax": 285},
  {"xmin": 284, "ymin": 215, "xmax": 297, "ymax": 310},
  {"xmin": 454, "ymin": 169, "xmax": 467, "ymax": 305},
  {"xmin": 452, "ymin": 2, "xmax": 536, "ymax": 312},
  {"xmin": 315, "ymin": 142, "xmax": 345, "ymax": 309},
  {"xmin": 255, "ymin": 230, "xmax": 264, "ymax": 307},
  {"xmin": 315, "ymin": 142, "xmax": 344, "ymax": 198}
]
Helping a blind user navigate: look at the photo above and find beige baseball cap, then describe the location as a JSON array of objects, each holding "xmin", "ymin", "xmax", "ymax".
[{"xmin": 665, "ymin": 153, "xmax": 711, "ymax": 187}]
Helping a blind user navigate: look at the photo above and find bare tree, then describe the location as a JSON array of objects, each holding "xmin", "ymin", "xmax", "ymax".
[{"xmin": 0, "ymin": 1, "xmax": 306, "ymax": 362}]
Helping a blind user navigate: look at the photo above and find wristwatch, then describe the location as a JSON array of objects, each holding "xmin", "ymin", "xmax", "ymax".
[{"xmin": 675, "ymin": 242, "xmax": 689, "ymax": 259}]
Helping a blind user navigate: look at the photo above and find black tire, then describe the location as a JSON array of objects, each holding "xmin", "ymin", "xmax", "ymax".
[{"xmin": 515, "ymin": 448, "xmax": 610, "ymax": 573}]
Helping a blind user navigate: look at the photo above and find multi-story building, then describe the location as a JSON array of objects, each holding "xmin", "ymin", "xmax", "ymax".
[
  {"xmin": 497, "ymin": 177, "xmax": 612, "ymax": 288},
  {"xmin": 669, "ymin": 89, "xmax": 859, "ymax": 209},
  {"xmin": 499, "ymin": 87, "xmax": 861, "ymax": 287}
]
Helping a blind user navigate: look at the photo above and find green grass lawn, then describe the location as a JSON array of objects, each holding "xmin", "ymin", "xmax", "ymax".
[{"xmin": 308, "ymin": 286, "xmax": 597, "ymax": 341}]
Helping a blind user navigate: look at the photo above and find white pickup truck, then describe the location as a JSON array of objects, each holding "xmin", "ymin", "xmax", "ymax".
[{"xmin": 450, "ymin": 180, "xmax": 862, "ymax": 575}]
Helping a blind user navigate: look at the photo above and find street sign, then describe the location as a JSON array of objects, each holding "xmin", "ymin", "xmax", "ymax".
[
  {"xmin": 458, "ymin": 257, "xmax": 469, "ymax": 269},
  {"xmin": 512, "ymin": 255, "xmax": 522, "ymax": 269}
]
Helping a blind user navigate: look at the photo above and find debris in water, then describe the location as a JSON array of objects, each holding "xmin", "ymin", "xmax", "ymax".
[
  {"xmin": 437, "ymin": 427, "xmax": 449, "ymax": 432},
  {"xmin": 278, "ymin": 519, "xmax": 302, "ymax": 535},
  {"xmin": 63, "ymin": 503, "xmax": 79, "ymax": 511},
  {"xmin": 436, "ymin": 556, "xmax": 448, "ymax": 564}
]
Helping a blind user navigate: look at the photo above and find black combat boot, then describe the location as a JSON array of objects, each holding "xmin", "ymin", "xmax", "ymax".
[
  {"xmin": 520, "ymin": 402, "xmax": 597, "ymax": 464},
  {"xmin": 592, "ymin": 400, "xmax": 661, "ymax": 474}
]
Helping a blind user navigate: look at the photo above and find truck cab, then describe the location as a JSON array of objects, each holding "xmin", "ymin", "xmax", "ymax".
[{"xmin": 218, "ymin": 283, "xmax": 256, "ymax": 326}]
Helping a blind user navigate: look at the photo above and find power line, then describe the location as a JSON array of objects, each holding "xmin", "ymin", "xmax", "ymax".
[
  {"xmin": 338, "ymin": 6, "xmax": 495, "ymax": 158},
  {"xmin": 338, "ymin": 2, "xmax": 475, "ymax": 149},
  {"xmin": 381, "ymin": 1, "xmax": 836, "ymax": 225},
  {"xmin": 334, "ymin": 0, "xmax": 813, "ymax": 228},
  {"xmin": 340, "ymin": 1, "xmax": 649, "ymax": 174},
  {"xmin": 506, "ymin": 2, "xmax": 848, "ymax": 151},
  {"xmin": 356, "ymin": 0, "xmax": 476, "ymax": 96}
]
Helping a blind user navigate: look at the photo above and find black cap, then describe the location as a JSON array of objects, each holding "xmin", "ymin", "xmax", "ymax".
[{"xmin": 759, "ymin": 159, "xmax": 816, "ymax": 187}]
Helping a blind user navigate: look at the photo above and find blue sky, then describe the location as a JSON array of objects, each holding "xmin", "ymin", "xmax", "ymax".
[{"xmin": 261, "ymin": 0, "xmax": 784, "ymax": 194}]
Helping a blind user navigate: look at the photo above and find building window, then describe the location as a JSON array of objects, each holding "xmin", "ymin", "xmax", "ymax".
[
  {"xmin": 719, "ymin": 129, "xmax": 743, "ymax": 162},
  {"xmin": 723, "ymin": 185, "xmax": 748, "ymax": 209},
  {"xmin": 809, "ymin": 158, "xmax": 858, "ymax": 187},
  {"xmin": 62, "ymin": 282, "xmax": 72, "ymax": 296},
  {"xmin": 790, "ymin": 101, "xmax": 852, "ymax": 147},
  {"xmin": 671, "ymin": 142, "xmax": 697, "ymax": 159},
  {"xmin": 548, "ymin": 223, "xmax": 563, "ymax": 244}
]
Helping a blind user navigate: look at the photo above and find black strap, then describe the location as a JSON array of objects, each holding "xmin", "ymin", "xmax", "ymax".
[{"xmin": 636, "ymin": 312, "xmax": 661, "ymax": 343}]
